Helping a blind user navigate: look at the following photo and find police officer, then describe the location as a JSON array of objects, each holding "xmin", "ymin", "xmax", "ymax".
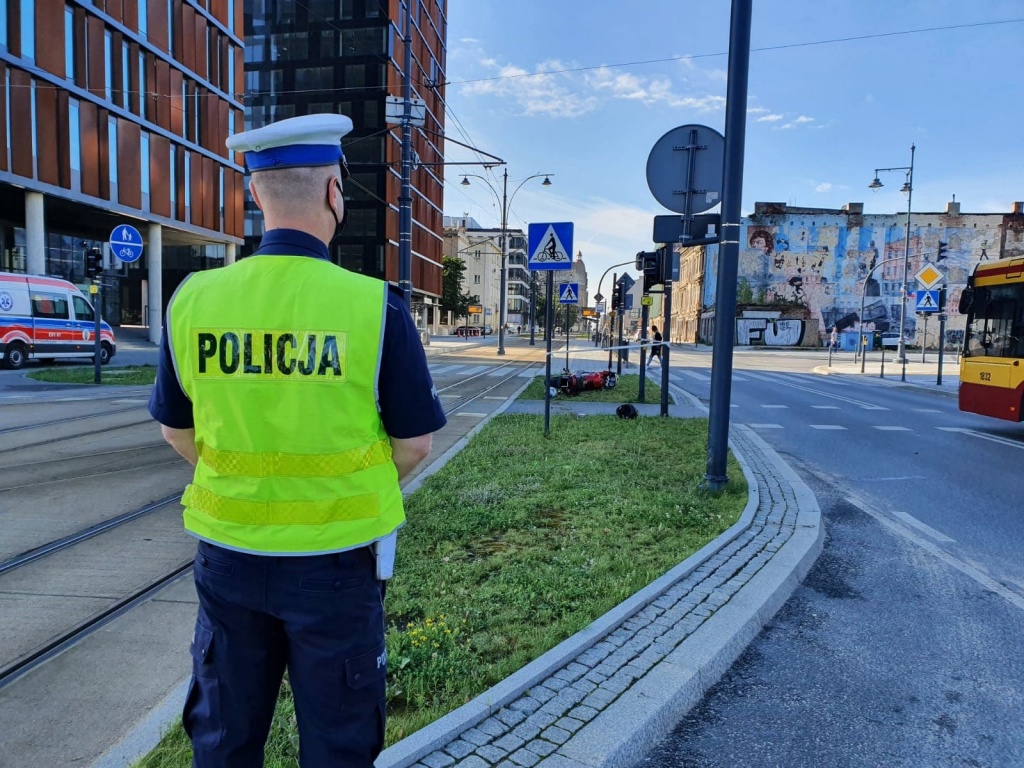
[{"xmin": 148, "ymin": 113, "xmax": 446, "ymax": 767}]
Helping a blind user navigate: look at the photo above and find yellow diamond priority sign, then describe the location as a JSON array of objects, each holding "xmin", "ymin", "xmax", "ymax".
[{"xmin": 915, "ymin": 263, "xmax": 944, "ymax": 290}]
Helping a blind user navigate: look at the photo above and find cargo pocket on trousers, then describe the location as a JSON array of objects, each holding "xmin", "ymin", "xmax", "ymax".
[
  {"xmin": 181, "ymin": 622, "xmax": 223, "ymax": 750},
  {"xmin": 346, "ymin": 641, "xmax": 388, "ymax": 693}
]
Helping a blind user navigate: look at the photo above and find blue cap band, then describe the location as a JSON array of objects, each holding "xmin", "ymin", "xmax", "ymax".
[{"xmin": 246, "ymin": 144, "xmax": 344, "ymax": 171}]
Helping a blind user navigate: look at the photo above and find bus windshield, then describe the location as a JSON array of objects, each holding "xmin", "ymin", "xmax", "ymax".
[{"xmin": 963, "ymin": 283, "xmax": 1024, "ymax": 358}]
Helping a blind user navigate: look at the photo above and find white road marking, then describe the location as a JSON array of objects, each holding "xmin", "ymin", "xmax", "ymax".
[
  {"xmin": 430, "ymin": 365, "xmax": 460, "ymax": 375},
  {"xmin": 483, "ymin": 396, "xmax": 506, "ymax": 400},
  {"xmin": 913, "ymin": 408, "xmax": 942, "ymax": 413},
  {"xmin": 453, "ymin": 412, "xmax": 487, "ymax": 417},
  {"xmin": 937, "ymin": 427, "xmax": 1024, "ymax": 450},
  {"xmin": 747, "ymin": 423, "xmax": 784, "ymax": 429},
  {"xmin": 488, "ymin": 368, "xmax": 510, "ymax": 376},
  {"xmin": 760, "ymin": 404, "xmax": 788, "ymax": 409},
  {"xmin": 732, "ymin": 374, "xmax": 749, "ymax": 382},
  {"xmin": 811, "ymin": 405, "xmax": 840, "ymax": 409},
  {"xmin": 457, "ymin": 366, "xmax": 489, "ymax": 376},
  {"xmin": 519, "ymin": 369, "xmax": 540, "ymax": 377},
  {"xmin": 745, "ymin": 371, "xmax": 889, "ymax": 410},
  {"xmin": 809, "ymin": 424, "xmax": 847, "ymax": 430},
  {"xmin": 112, "ymin": 398, "xmax": 149, "ymax": 404},
  {"xmin": 875, "ymin": 476, "xmax": 927, "ymax": 481},
  {"xmin": 679, "ymin": 370, "xmax": 711, "ymax": 381},
  {"xmin": 801, "ymin": 466, "xmax": 1024, "ymax": 610},
  {"xmin": 874, "ymin": 426, "xmax": 912, "ymax": 431}
]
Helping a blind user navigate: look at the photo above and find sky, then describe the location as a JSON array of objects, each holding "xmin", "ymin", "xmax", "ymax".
[{"xmin": 439, "ymin": 0, "xmax": 1024, "ymax": 295}]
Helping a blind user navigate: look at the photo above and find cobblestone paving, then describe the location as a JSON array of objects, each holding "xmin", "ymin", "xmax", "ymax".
[{"xmin": 408, "ymin": 427, "xmax": 798, "ymax": 767}]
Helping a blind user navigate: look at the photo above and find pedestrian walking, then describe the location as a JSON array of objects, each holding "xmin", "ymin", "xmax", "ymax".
[
  {"xmin": 650, "ymin": 325, "xmax": 663, "ymax": 365},
  {"xmin": 148, "ymin": 113, "xmax": 446, "ymax": 767},
  {"xmin": 830, "ymin": 325, "xmax": 839, "ymax": 351}
]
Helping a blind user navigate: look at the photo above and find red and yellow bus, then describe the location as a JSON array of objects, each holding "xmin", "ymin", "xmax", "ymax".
[{"xmin": 959, "ymin": 257, "xmax": 1024, "ymax": 421}]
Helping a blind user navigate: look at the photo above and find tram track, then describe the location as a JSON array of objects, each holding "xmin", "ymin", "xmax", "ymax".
[{"xmin": 0, "ymin": 359, "xmax": 535, "ymax": 691}]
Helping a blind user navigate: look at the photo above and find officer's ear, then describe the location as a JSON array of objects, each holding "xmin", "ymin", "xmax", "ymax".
[{"xmin": 250, "ymin": 179, "xmax": 265, "ymax": 212}]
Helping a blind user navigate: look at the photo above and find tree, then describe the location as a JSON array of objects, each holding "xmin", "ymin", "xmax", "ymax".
[{"xmin": 441, "ymin": 256, "xmax": 479, "ymax": 325}]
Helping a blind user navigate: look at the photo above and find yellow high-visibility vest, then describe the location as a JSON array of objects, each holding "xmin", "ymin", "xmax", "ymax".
[{"xmin": 168, "ymin": 255, "xmax": 404, "ymax": 555}]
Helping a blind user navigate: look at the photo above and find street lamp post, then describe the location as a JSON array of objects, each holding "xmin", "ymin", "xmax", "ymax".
[
  {"xmin": 461, "ymin": 170, "xmax": 552, "ymax": 355},
  {"xmin": 868, "ymin": 143, "xmax": 915, "ymax": 382}
]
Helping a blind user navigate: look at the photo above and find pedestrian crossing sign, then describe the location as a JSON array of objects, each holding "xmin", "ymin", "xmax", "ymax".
[
  {"xmin": 916, "ymin": 289, "xmax": 940, "ymax": 312},
  {"xmin": 527, "ymin": 222, "xmax": 574, "ymax": 270},
  {"xmin": 558, "ymin": 282, "xmax": 579, "ymax": 304}
]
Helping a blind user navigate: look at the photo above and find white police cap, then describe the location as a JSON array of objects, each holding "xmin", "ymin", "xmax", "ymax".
[{"xmin": 226, "ymin": 113, "xmax": 353, "ymax": 172}]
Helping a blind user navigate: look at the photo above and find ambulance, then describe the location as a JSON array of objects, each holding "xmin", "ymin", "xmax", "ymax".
[{"xmin": 0, "ymin": 272, "xmax": 116, "ymax": 369}]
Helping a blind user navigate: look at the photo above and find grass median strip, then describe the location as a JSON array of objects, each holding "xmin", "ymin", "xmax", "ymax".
[
  {"xmin": 134, "ymin": 413, "xmax": 745, "ymax": 767},
  {"xmin": 519, "ymin": 373, "xmax": 662, "ymax": 403},
  {"xmin": 26, "ymin": 365, "xmax": 157, "ymax": 386}
]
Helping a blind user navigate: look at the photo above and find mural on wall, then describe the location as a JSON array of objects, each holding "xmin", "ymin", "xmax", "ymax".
[
  {"xmin": 736, "ymin": 318, "xmax": 806, "ymax": 346},
  {"xmin": 727, "ymin": 213, "xmax": 1001, "ymax": 343}
]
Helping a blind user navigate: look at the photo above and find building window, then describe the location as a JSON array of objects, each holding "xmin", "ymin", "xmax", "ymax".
[
  {"xmin": 121, "ymin": 42, "xmax": 130, "ymax": 109},
  {"xmin": 227, "ymin": 45, "xmax": 235, "ymax": 94},
  {"xmin": 219, "ymin": 167, "xmax": 225, "ymax": 230},
  {"xmin": 181, "ymin": 81, "xmax": 188, "ymax": 138},
  {"xmin": 139, "ymin": 0, "xmax": 148, "ymax": 38},
  {"xmin": 104, "ymin": 30, "xmax": 112, "ymax": 101},
  {"xmin": 227, "ymin": 0, "xmax": 235, "ymax": 28},
  {"xmin": 21, "ymin": 0, "xmax": 34, "ymax": 59},
  {"xmin": 141, "ymin": 133, "xmax": 150, "ymax": 202},
  {"xmin": 108, "ymin": 118, "xmax": 118, "ymax": 186},
  {"xmin": 69, "ymin": 98, "xmax": 81, "ymax": 173},
  {"xmin": 184, "ymin": 152, "xmax": 191, "ymax": 208},
  {"xmin": 138, "ymin": 53, "xmax": 147, "ymax": 117},
  {"xmin": 0, "ymin": 0, "xmax": 7, "ymax": 50},
  {"xmin": 30, "ymin": 80, "xmax": 37, "ymax": 175},
  {"xmin": 169, "ymin": 145, "xmax": 177, "ymax": 210},
  {"xmin": 474, "ymin": 274, "xmax": 480, "ymax": 284},
  {"xmin": 168, "ymin": 0, "xmax": 175, "ymax": 55},
  {"xmin": 65, "ymin": 7, "xmax": 75, "ymax": 80}
]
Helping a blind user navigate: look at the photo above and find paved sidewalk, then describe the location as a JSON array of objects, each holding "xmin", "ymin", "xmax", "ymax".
[
  {"xmin": 377, "ymin": 389, "xmax": 822, "ymax": 767},
  {"xmin": 813, "ymin": 355, "xmax": 960, "ymax": 395}
]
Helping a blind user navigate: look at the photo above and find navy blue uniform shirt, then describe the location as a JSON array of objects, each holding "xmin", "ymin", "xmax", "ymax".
[{"xmin": 148, "ymin": 228, "xmax": 446, "ymax": 440}]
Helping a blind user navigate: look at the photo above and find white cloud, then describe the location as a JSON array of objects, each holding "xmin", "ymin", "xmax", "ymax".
[
  {"xmin": 460, "ymin": 37, "xmax": 480, "ymax": 44},
  {"xmin": 458, "ymin": 59, "xmax": 726, "ymax": 119},
  {"xmin": 815, "ymin": 182, "xmax": 833, "ymax": 193},
  {"xmin": 794, "ymin": 115, "xmax": 816, "ymax": 124},
  {"xmin": 747, "ymin": 106, "xmax": 770, "ymax": 115},
  {"xmin": 757, "ymin": 113, "xmax": 784, "ymax": 122}
]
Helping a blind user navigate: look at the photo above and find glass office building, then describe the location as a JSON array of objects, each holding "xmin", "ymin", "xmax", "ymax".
[{"xmin": 244, "ymin": 0, "xmax": 447, "ymax": 308}]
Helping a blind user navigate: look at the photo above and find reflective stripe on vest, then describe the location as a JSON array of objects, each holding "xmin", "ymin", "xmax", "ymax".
[
  {"xmin": 198, "ymin": 439, "xmax": 393, "ymax": 478},
  {"xmin": 182, "ymin": 484, "xmax": 380, "ymax": 525}
]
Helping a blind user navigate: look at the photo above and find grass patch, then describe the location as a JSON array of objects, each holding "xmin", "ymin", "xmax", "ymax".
[
  {"xmin": 134, "ymin": 414, "xmax": 746, "ymax": 767},
  {"xmin": 519, "ymin": 373, "xmax": 662, "ymax": 403},
  {"xmin": 26, "ymin": 365, "xmax": 157, "ymax": 386}
]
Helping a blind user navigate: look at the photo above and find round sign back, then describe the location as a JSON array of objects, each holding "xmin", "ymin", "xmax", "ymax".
[{"xmin": 646, "ymin": 124, "xmax": 725, "ymax": 214}]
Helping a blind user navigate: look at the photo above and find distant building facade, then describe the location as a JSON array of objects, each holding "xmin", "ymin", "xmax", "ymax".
[
  {"xmin": 244, "ymin": 0, "xmax": 447, "ymax": 314},
  {"xmin": 1, "ymin": 0, "xmax": 245, "ymax": 340},
  {"xmin": 697, "ymin": 200, "xmax": 1024, "ymax": 348},
  {"xmin": 442, "ymin": 215, "xmax": 501, "ymax": 330}
]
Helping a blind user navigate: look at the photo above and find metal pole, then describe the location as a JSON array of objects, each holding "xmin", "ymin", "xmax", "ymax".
[
  {"xmin": 880, "ymin": 340, "xmax": 886, "ymax": 378},
  {"xmin": 497, "ymin": 169, "xmax": 508, "ymax": 356},
  {"xmin": 704, "ymin": 0, "xmax": 752, "ymax": 488},
  {"xmin": 639, "ymin": 302, "xmax": 649, "ymax": 403},
  {"xmin": 565, "ymin": 306, "xmax": 570, "ymax": 373},
  {"xmin": 93, "ymin": 282, "xmax": 102, "ymax": 385},
  {"xmin": 897, "ymin": 144, "xmax": 916, "ymax": 381},
  {"xmin": 608, "ymin": 272, "xmax": 616, "ymax": 370},
  {"xmin": 544, "ymin": 271, "xmax": 554, "ymax": 436},
  {"xmin": 921, "ymin": 315, "xmax": 928, "ymax": 363},
  {"xmin": 616, "ymin": 309, "xmax": 623, "ymax": 375},
  {"xmin": 397, "ymin": 1, "xmax": 413, "ymax": 308},
  {"xmin": 529, "ymin": 272, "xmax": 537, "ymax": 345},
  {"xmin": 661, "ymin": 283, "xmax": 673, "ymax": 417},
  {"xmin": 937, "ymin": 288, "xmax": 946, "ymax": 386}
]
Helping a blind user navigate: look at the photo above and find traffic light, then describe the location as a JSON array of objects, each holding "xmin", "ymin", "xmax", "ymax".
[
  {"xmin": 611, "ymin": 282, "xmax": 623, "ymax": 310},
  {"xmin": 637, "ymin": 248, "xmax": 665, "ymax": 293},
  {"xmin": 85, "ymin": 248, "xmax": 103, "ymax": 279},
  {"xmin": 937, "ymin": 241, "xmax": 948, "ymax": 261}
]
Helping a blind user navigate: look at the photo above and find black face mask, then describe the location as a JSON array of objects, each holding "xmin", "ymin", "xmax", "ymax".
[{"xmin": 328, "ymin": 180, "xmax": 348, "ymax": 244}]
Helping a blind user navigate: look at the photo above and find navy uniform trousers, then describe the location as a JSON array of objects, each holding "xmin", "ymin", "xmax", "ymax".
[{"xmin": 184, "ymin": 539, "xmax": 387, "ymax": 768}]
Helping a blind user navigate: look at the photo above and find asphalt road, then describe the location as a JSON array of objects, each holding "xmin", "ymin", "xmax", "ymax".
[{"xmin": 638, "ymin": 354, "xmax": 1024, "ymax": 767}]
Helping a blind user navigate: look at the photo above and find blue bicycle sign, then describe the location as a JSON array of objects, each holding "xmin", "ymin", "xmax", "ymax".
[{"xmin": 109, "ymin": 225, "xmax": 144, "ymax": 263}]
